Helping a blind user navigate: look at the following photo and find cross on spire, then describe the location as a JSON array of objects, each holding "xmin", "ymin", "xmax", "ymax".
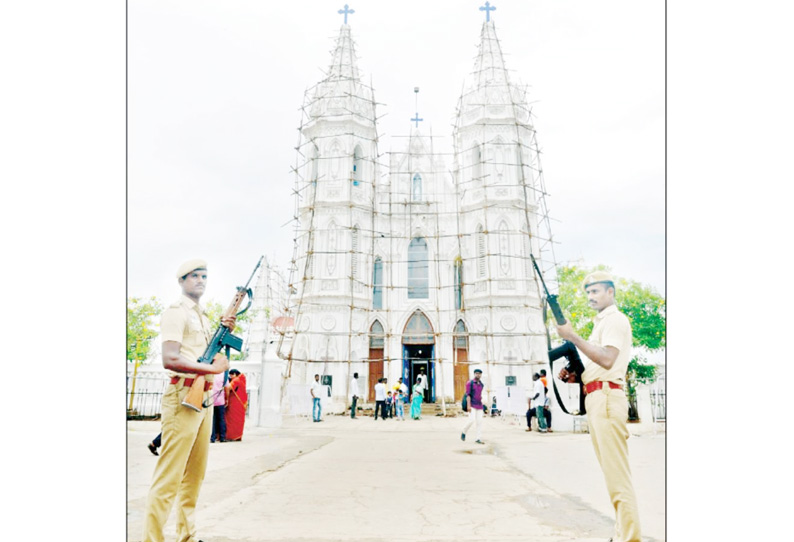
[
  {"xmin": 338, "ymin": 4, "xmax": 355, "ymax": 25},
  {"xmin": 411, "ymin": 87, "xmax": 423, "ymax": 128},
  {"xmin": 479, "ymin": 1, "xmax": 496, "ymax": 22}
]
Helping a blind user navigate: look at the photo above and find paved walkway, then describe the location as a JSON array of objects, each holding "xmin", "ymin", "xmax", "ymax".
[{"xmin": 128, "ymin": 413, "xmax": 665, "ymax": 542}]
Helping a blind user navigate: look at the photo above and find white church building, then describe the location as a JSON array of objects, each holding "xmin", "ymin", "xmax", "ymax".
[{"xmin": 248, "ymin": 5, "xmax": 583, "ymax": 429}]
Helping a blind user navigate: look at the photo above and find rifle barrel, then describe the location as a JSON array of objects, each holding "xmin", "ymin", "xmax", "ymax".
[{"xmin": 530, "ymin": 254, "xmax": 551, "ymax": 297}]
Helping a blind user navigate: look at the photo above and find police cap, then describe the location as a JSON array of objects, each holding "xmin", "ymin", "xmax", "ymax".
[
  {"xmin": 176, "ymin": 259, "xmax": 207, "ymax": 279},
  {"xmin": 583, "ymin": 271, "xmax": 615, "ymax": 290}
]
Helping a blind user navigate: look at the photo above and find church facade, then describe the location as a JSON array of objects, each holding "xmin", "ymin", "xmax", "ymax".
[{"xmin": 264, "ymin": 12, "xmax": 564, "ymax": 419}]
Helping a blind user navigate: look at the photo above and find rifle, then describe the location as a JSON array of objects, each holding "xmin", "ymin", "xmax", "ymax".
[
  {"xmin": 530, "ymin": 254, "xmax": 586, "ymax": 415},
  {"xmin": 181, "ymin": 256, "xmax": 264, "ymax": 412}
]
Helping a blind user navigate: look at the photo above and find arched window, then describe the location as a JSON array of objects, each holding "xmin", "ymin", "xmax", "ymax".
[
  {"xmin": 403, "ymin": 310, "xmax": 434, "ymax": 344},
  {"xmin": 353, "ymin": 145, "xmax": 363, "ymax": 186},
  {"xmin": 329, "ymin": 139, "xmax": 343, "ymax": 179},
  {"xmin": 472, "ymin": 144, "xmax": 482, "ymax": 183},
  {"xmin": 373, "ymin": 257, "xmax": 383, "ymax": 309},
  {"xmin": 407, "ymin": 237, "xmax": 429, "ymax": 299},
  {"xmin": 454, "ymin": 319, "xmax": 468, "ymax": 350},
  {"xmin": 476, "ymin": 225, "xmax": 486, "ymax": 278},
  {"xmin": 412, "ymin": 173, "xmax": 422, "ymax": 201},
  {"xmin": 454, "ymin": 258, "xmax": 463, "ymax": 310},
  {"xmin": 494, "ymin": 138, "xmax": 505, "ymax": 175},
  {"xmin": 370, "ymin": 320, "xmax": 385, "ymax": 349}
]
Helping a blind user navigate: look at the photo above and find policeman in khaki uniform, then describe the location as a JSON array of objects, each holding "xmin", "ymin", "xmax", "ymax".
[
  {"xmin": 143, "ymin": 259, "xmax": 235, "ymax": 542},
  {"xmin": 557, "ymin": 271, "xmax": 641, "ymax": 542}
]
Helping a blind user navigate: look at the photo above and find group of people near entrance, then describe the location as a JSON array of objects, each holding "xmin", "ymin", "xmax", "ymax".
[
  {"xmin": 142, "ymin": 260, "xmax": 642, "ymax": 542},
  {"xmin": 346, "ymin": 372, "xmax": 428, "ymax": 421}
]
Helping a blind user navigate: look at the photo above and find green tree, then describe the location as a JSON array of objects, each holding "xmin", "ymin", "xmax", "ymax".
[
  {"xmin": 127, "ymin": 296, "xmax": 163, "ymax": 412},
  {"xmin": 127, "ymin": 296, "xmax": 163, "ymax": 364},
  {"xmin": 551, "ymin": 264, "xmax": 666, "ymax": 393}
]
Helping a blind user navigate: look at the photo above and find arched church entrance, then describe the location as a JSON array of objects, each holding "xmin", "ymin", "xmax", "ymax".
[
  {"xmin": 368, "ymin": 320, "xmax": 385, "ymax": 399},
  {"xmin": 453, "ymin": 320, "xmax": 469, "ymax": 401},
  {"xmin": 402, "ymin": 310, "xmax": 435, "ymax": 403}
]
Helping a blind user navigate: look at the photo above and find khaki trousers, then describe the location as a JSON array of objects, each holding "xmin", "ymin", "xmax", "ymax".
[
  {"xmin": 585, "ymin": 386, "xmax": 641, "ymax": 542},
  {"xmin": 143, "ymin": 383, "xmax": 213, "ymax": 542}
]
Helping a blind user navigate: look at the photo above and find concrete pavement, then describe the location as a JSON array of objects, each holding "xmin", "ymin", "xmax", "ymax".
[{"xmin": 128, "ymin": 412, "xmax": 664, "ymax": 542}]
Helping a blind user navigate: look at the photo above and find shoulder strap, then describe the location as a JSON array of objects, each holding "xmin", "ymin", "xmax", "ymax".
[{"xmin": 548, "ymin": 356, "xmax": 586, "ymax": 416}]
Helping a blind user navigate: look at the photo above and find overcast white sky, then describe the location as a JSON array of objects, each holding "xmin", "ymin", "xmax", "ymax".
[{"xmin": 128, "ymin": 0, "xmax": 665, "ymax": 307}]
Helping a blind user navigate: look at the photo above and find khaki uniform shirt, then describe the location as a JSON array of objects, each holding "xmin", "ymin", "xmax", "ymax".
[
  {"xmin": 581, "ymin": 304, "xmax": 632, "ymax": 385},
  {"xmin": 160, "ymin": 295, "xmax": 212, "ymax": 378}
]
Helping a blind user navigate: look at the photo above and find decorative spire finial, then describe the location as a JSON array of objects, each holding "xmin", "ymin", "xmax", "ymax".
[
  {"xmin": 338, "ymin": 4, "xmax": 355, "ymax": 25},
  {"xmin": 411, "ymin": 87, "xmax": 424, "ymax": 128},
  {"xmin": 479, "ymin": 2, "xmax": 496, "ymax": 23}
]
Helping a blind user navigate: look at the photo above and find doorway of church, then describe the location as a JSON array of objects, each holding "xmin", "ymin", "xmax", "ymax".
[{"xmin": 403, "ymin": 344, "xmax": 434, "ymax": 403}]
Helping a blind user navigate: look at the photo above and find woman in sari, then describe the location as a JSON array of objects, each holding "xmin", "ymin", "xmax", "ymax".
[
  {"xmin": 410, "ymin": 378, "xmax": 423, "ymax": 420},
  {"xmin": 224, "ymin": 369, "xmax": 248, "ymax": 441}
]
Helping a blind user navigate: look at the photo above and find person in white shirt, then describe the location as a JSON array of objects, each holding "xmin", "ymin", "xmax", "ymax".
[
  {"xmin": 350, "ymin": 372, "xmax": 360, "ymax": 419},
  {"xmin": 311, "ymin": 374, "xmax": 324, "ymax": 422},
  {"xmin": 530, "ymin": 373, "xmax": 548, "ymax": 433},
  {"xmin": 373, "ymin": 378, "xmax": 387, "ymax": 421}
]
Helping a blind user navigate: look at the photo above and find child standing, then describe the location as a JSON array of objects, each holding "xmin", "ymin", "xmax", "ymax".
[
  {"xmin": 396, "ymin": 390, "xmax": 405, "ymax": 420},
  {"xmin": 386, "ymin": 391, "xmax": 394, "ymax": 419}
]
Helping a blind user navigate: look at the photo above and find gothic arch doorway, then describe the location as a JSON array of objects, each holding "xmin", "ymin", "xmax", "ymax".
[
  {"xmin": 453, "ymin": 320, "xmax": 469, "ymax": 401},
  {"xmin": 402, "ymin": 310, "xmax": 435, "ymax": 403}
]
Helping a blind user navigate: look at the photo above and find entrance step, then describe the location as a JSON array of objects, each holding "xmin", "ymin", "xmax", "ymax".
[{"xmin": 353, "ymin": 402, "xmax": 465, "ymax": 417}]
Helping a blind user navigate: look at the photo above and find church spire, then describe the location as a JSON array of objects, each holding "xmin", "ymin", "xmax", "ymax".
[
  {"xmin": 457, "ymin": 6, "xmax": 526, "ymax": 119},
  {"xmin": 307, "ymin": 8, "xmax": 374, "ymax": 124},
  {"xmin": 327, "ymin": 24, "xmax": 360, "ymax": 83}
]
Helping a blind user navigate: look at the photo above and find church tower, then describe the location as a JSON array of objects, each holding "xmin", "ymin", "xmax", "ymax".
[
  {"xmin": 283, "ymin": 10, "xmax": 380, "ymax": 405},
  {"xmin": 452, "ymin": 11, "xmax": 554, "ymax": 391}
]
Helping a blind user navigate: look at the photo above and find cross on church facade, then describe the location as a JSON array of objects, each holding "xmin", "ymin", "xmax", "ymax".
[
  {"xmin": 411, "ymin": 113, "xmax": 423, "ymax": 128},
  {"xmin": 338, "ymin": 4, "xmax": 355, "ymax": 25},
  {"xmin": 479, "ymin": 2, "xmax": 496, "ymax": 22}
]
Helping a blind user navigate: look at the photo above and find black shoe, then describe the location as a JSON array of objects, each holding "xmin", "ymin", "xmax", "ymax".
[
  {"xmin": 148, "ymin": 442, "xmax": 159, "ymax": 456},
  {"xmin": 461, "ymin": 433, "xmax": 466, "ymax": 441},
  {"xmin": 475, "ymin": 439, "xmax": 485, "ymax": 444}
]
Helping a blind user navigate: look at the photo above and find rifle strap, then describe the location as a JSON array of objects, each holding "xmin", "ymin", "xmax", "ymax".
[
  {"xmin": 548, "ymin": 356, "xmax": 587, "ymax": 416},
  {"xmin": 230, "ymin": 379, "xmax": 247, "ymax": 409}
]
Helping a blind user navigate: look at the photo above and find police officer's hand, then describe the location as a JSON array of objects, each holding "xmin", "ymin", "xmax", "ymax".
[
  {"xmin": 221, "ymin": 315, "xmax": 237, "ymax": 330},
  {"xmin": 556, "ymin": 322, "xmax": 577, "ymax": 341},
  {"xmin": 212, "ymin": 352, "xmax": 230, "ymax": 373},
  {"xmin": 558, "ymin": 367, "xmax": 577, "ymax": 383}
]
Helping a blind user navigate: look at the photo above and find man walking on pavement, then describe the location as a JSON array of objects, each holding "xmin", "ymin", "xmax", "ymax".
[
  {"xmin": 350, "ymin": 372, "xmax": 360, "ymax": 419},
  {"xmin": 311, "ymin": 374, "xmax": 323, "ymax": 422},
  {"xmin": 557, "ymin": 271, "xmax": 642, "ymax": 542},
  {"xmin": 460, "ymin": 368, "xmax": 485, "ymax": 444}
]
